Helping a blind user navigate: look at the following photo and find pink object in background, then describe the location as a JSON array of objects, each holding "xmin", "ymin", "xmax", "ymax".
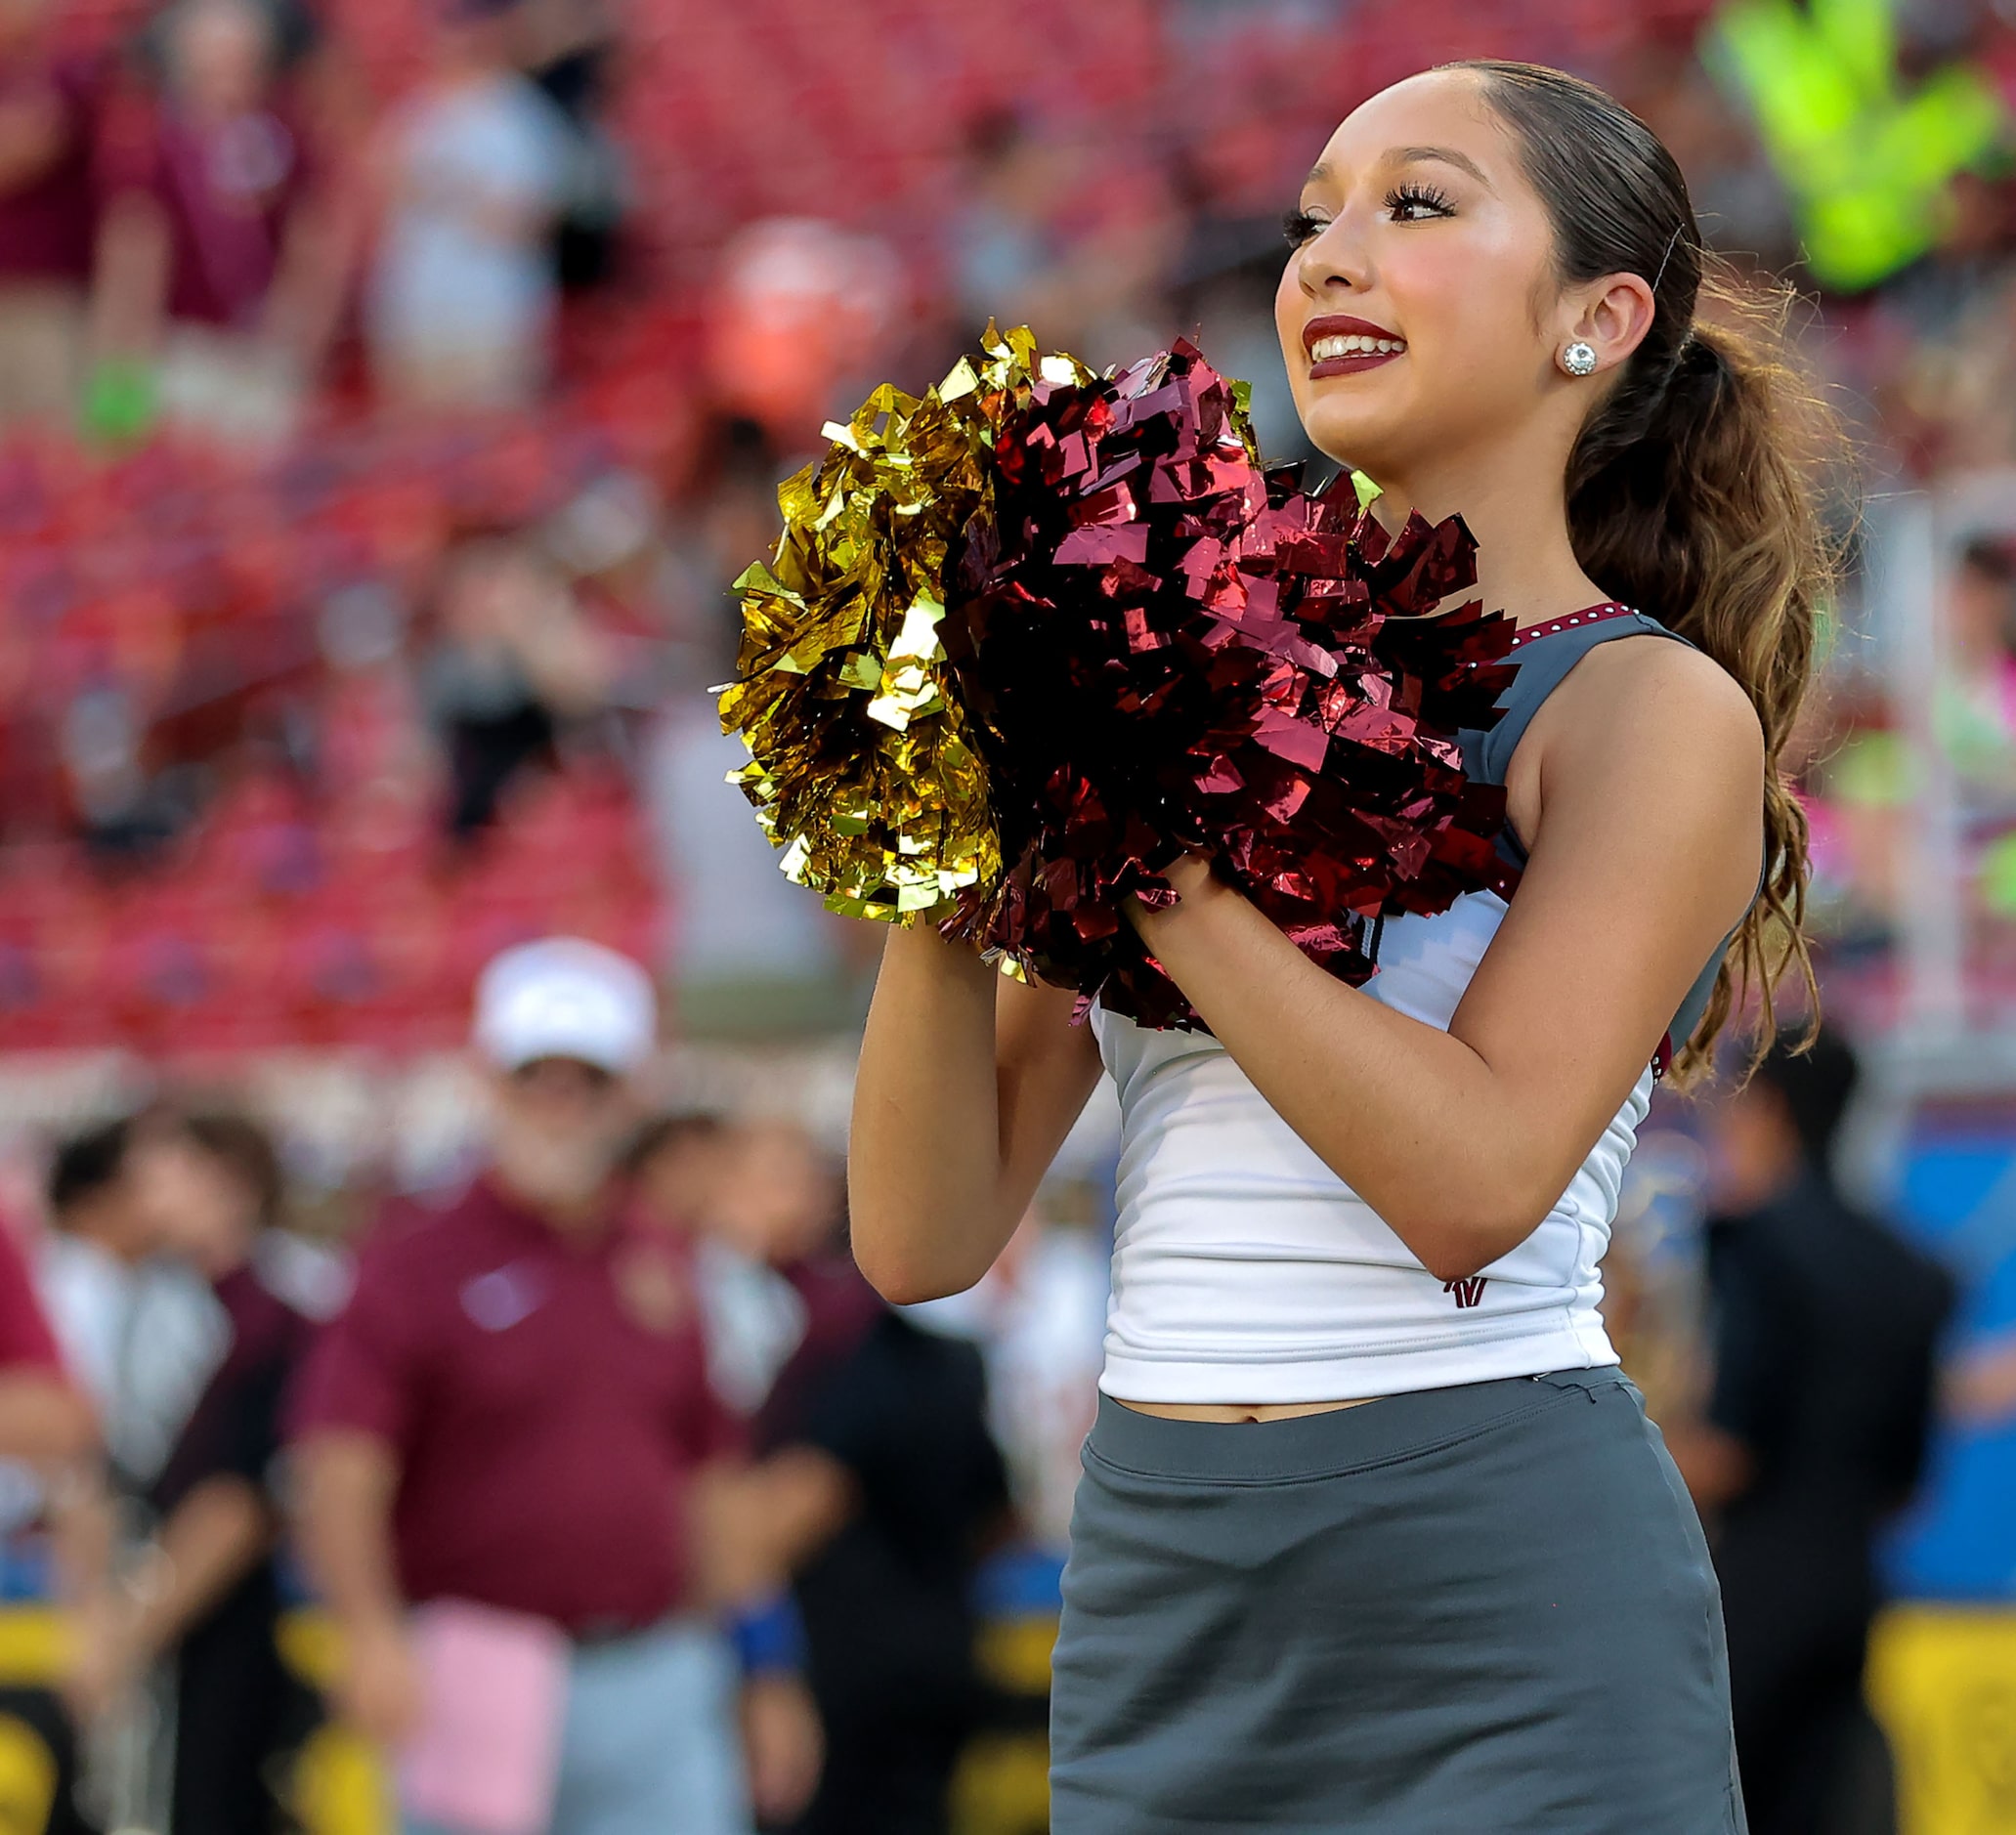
[{"xmin": 398, "ymin": 1600, "xmax": 570, "ymax": 1835}]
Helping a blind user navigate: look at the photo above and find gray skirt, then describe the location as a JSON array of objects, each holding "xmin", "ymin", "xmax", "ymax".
[{"xmin": 1051, "ymin": 1369, "xmax": 1746, "ymax": 1834}]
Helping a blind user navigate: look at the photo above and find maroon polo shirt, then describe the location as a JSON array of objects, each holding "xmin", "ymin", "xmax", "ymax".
[
  {"xmin": 0, "ymin": 1226, "xmax": 62, "ymax": 1374},
  {"xmin": 290, "ymin": 1176, "xmax": 740, "ymax": 1636},
  {"xmin": 0, "ymin": 52, "xmax": 102, "ymax": 286},
  {"xmin": 137, "ymin": 102, "xmax": 315, "ymax": 328}
]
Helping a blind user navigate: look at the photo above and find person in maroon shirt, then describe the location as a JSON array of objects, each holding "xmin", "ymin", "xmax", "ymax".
[
  {"xmin": 292, "ymin": 937, "xmax": 818, "ymax": 1835},
  {"xmin": 0, "ymin": 0, "xmax": 105, "ymax": 429},
  {"xmin": 94, "ymin": 0, "xmax": 353, "ymax": 447}
]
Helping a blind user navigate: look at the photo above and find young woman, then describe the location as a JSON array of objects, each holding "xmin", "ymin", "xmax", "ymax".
[{"xmin": 849, "ymin": 60, "xmax": 1832, "ymax": 1832}]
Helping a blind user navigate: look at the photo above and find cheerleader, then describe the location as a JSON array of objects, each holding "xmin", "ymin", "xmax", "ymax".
[{"xmin": 851, "ymin": 60, "xmax": 1831, "ymax": 1832}]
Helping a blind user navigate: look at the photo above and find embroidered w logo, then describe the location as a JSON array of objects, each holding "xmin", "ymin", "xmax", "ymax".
[{"xmin": 1444, "ymin": 1276, "xmax": 1487, "ymax": 1310}]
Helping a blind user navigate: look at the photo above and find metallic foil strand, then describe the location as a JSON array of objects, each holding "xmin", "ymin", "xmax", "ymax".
[{"xmin": 721, "ymin": 330, "xmax": 1520, "ymax": 1026}]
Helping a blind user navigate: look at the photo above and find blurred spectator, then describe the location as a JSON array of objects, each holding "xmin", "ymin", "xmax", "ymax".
[
  {"xmin": 59, "ymin": 680, "xmax": 185, "ymax": 862},
  {"xmin": 365, "ymin": 0, "xmax": 577, "ymax": 411},
  {"xmin": 950, "ymin": 1207, "xmax": 1108, "ymax": 1555},
  {"xmin": 35, "ymin": 1115, "xmax": 239, "ymax": 1829},
  {"xmin": 1936, "ymin": 533, "xmax": 2016, "ymax": 795},
  {"xmin": 949, "ymin": 108, "xmax": 1077, "ymax": 345},
  {"xmin": 1674, "ymin": 1029, "xmax": 1955, "ymax": 1835},
  {"xmin": 0, "ymin": 1223, "xmax": 90, "ymax": 1465},
  {"xmin": 705, "ymin": 219, "xmax": 903, "ymax": 453},
  {"xmin": 94, "ymin": 0, "xmax": 350, "ymax": 448},
  {"xmin": 0, "ymin": 0, "xmax": 103, "ymax": 432},
  {"xmin": 420, "ymin": 528, "xmax": 615, "ymax": 835},
  {"xmin": 291, "ymin": 938, "xmax": 816, "ymax": 1834},
  {"xmin": 713, "ymin": 1120, "xmax": 1012, "ymax": 1835},
  {"xmin": 0, "ymin": 1219, "xmax": 98, "ymax": 1835},
  {"xmin": 1879, "ymin": 170, "xmax": 2016, "ymax": 473},
  {"xmin": 650, "ymin": 421, "xmax": 856, "ymax": 1027},
  {"xmin": 39, "ymin": 1118, "xmax": 229, "ymax": 1493},
  {"xmin": 518, "ymin": 0, "xmax": 624, "ymax": 293},
  {"xmin": 77, "ymin": 1110, "xmax": 327, "ymax": 1835},
  {"xmin": 630, "ymin": 1112, "xmax": 809, "ymax": 1418},
  {"xmin": 948, "ymin": 108, "xmax": 1180, "ymax": 368}
]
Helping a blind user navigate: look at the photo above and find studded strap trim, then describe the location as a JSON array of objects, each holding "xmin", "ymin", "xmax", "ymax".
[{"xmin": 1506, "ymin": 602, "xmax": 1640, "ymax": 651}]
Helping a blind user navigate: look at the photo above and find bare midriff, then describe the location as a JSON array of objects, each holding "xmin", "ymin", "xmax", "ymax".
[{"xmin": 1113, "ymin": 1397, "xmax": 1380, "ymax": 1423}]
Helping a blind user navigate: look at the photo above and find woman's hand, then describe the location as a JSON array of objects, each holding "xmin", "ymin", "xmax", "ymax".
[
  {"xmin": 1108, "ymin": 637, "xmax": 1765, "ymax": 1283},
  {"xmin": 1126, "ymin": 853, "xmax": 1227, "ymax": 946}
]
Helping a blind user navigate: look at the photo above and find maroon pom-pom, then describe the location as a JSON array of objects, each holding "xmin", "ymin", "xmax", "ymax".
[{"xmin": 939, "ymin": 342, "xmax": 1520, "ymax": 1029}]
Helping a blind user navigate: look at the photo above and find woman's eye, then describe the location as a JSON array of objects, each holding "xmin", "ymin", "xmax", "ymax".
[
  {"xmin": 1281, "ymin": 208, "xmax": 1329, "ymax": 248},
  {"xmin": 1384, "ymin": 184, "xmax": 1454, "ymax": 223}
]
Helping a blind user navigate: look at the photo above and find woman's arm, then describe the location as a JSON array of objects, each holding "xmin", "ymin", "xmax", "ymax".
[
  {"xmin": 849, "ymin": 925, "xmax": 1104, "ymax": 1303},
  {"xmin": 1130, "ymin": 641, "xmax": 1764, "ymax": 1282}
]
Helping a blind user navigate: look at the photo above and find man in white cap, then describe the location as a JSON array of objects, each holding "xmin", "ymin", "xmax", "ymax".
[{"xmin": 291, "ymin": 938, "xmax": 820, "ymax": 1835}]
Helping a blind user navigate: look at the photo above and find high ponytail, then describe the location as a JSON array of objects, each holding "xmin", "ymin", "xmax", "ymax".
[{"xmin": 1455, "ymin": 60, "xmax": 1843, "ymax": 1086}]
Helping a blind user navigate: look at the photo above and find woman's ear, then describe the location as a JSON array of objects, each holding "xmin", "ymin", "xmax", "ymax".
[{"xmin": 1567, "ymin": 274, "xmax": 1657, "ymax": 376}]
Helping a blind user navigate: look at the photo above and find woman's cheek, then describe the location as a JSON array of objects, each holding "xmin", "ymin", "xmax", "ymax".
[
  {"xmin": 1273, "ymin": 270, "xmax": 1306, "ymax": 374},
  {"xmin": 1400, "ymin": 235, "xmax": 1546, "ymax": 367}
]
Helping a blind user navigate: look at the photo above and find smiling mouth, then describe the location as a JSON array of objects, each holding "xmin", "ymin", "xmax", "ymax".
[{"xmin": 1304, "ymin": 321, "xmax": 1406, "ymax": 380}]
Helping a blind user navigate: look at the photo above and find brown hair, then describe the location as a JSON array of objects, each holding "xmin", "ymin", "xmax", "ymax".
[
  {"xmin": 184, "ymin": 1111, "xmax": 286, "ymax": 1231},
  {"xmin": 1454, "ymin": 59, "xmax": 1838, "ymax": 1084}
]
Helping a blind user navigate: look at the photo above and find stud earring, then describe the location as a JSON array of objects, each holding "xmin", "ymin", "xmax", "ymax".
[{"xmin": 1561, "ymin": 341, "xmax": 1599, "ymax": 378}]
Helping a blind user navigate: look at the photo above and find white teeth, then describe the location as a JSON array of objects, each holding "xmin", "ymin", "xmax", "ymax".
[{"xmin": 1309, "ymin": 333, "xmax": 1404, "ymax": 362}]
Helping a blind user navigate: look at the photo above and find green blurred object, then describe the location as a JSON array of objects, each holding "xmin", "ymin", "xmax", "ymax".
[
  {"xmin": 1707, "ymin": 0, "xmax": 2007, "ymax": 291},
  {"xmin": 1827, "ymin": 727, "xmax": 1918, "ymax": 808},
  {"xmin": 80, "ymin": 358, "xmax": 158, "ymax": 445},
  {"xmin": 1982, "ymin": 831, "xmax": 2016, "ymax": 918}
]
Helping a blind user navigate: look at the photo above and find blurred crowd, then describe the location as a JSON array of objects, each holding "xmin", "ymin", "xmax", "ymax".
[
  {"xmin": 0, "ymin": 931, "xmax": 1963, "ymax": 1835},
  {"xmin": 0, "ymin": 0, "xmax": 2015, "ymax": 1051},
  {"xmin": 0, "ymin": 934, "xmax": 1108, "ymax": 1833},
  {"xmin": 0, "ymin": 0, "xmax": 2014, "ymax": 1829}
]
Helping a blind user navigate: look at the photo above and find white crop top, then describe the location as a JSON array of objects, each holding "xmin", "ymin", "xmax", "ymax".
[
  {"xmin": 1089, "ymin": 606, "xmax": 1716, "ymax": 1404},
  {"xmin": 1092, "ymin": 887, "xmax": 1647, "ymax": 1403}
]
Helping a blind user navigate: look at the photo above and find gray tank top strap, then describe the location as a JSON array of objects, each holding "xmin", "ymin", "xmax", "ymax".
[
  {"xmin": 1459, "ymin": 604, "xmax": 1693, "ymax": 796},
  {"xmin": 1453, "ymin": 603, "xmax": 1737, "ymax": 1074}
]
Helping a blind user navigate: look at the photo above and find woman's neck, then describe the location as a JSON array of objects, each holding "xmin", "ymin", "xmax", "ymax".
[{"xmin": 1366, "ymin": 449, "xmax": 1607, "ymax": 629}]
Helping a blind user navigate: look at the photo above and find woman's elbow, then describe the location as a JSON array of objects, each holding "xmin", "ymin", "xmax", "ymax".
[
  {"xmin": 848, "ymin": 1227, "xmax": 979, "ymax": 1308},
  {"xmin": 855, "ymin": 1256, "xmax": 957, "ymax": 1308},
  {"xmin": 1404, "ymin": 1194, "xmax": 1555, "ymax": 1287}
]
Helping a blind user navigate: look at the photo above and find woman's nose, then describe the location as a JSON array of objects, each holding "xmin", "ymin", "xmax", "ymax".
[{"xmin": 1297, "ymin": 219, "xmax": 1369, "ymax": 298}]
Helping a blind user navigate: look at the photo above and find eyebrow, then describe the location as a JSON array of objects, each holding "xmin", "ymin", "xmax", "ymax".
[
  {"xmin": 1396, "ymin": 146, "xmax": 1493, "ymax": 189},
  {"xmin": 1305, "ymin": 146, "xmax": 1495, "ymax": 191}
]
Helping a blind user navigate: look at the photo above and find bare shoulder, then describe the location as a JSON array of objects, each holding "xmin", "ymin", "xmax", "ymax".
[
  {"xmin": 1541, "ymin": 633, "xmax": 1763, "ymax": 789},
  {"xmin": 1511, "ymin": 634, "xmax": 1764, "ymax": 933}
]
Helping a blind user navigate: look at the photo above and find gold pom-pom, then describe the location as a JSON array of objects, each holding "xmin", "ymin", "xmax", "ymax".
[{"xmin": 717, "ymin": 325, "xmax": 1092, "ymax": 919}]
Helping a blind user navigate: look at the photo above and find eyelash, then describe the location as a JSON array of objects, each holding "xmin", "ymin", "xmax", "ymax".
[
  {"xmin": 1280, "ymin": 209, "xmax": 1326, "ymax": 247},
  {"xmin": 1386, "ymin": 182, "xmax": 1454, "ymax": 222},
  {"xmin": 1281, "ymin": 183, "xmax": 1457, "ymax": 247}
]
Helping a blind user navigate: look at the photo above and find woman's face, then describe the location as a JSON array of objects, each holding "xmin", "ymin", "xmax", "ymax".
[{"xmin": 1275, "ymin": 71, "xmax": 1573, "ymax": 487}]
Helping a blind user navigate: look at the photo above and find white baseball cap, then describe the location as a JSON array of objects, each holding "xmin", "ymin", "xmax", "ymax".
[{"xmin": 472, "ymin": 937, "xmax": 658, "ymax": 1076}]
